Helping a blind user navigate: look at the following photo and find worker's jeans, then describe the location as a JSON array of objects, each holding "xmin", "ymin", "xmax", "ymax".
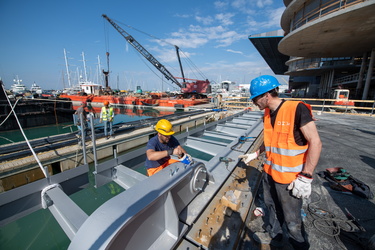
[
  {"xmin": 77, "ymin": 122, "xmax": 87, "ymax": 137},
  {"xmin": 262, "ymin": 173, "xmax": 309, "ymax": 250},
  {"xmin": 104, "ymin": 121, "xmax": 113, "ymax": 137}
]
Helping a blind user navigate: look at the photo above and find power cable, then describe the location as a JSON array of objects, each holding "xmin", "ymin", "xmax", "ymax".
[{"xmin": 305, "ymin": 191, "xmax": 369, "ymax": 249}]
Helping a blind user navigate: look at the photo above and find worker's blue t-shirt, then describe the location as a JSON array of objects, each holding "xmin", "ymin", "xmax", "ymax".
[{"xmin": 145, "ymin": 135, "xmax": 180, "ymax": 169}]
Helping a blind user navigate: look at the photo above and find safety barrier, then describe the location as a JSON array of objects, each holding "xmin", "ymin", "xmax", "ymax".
[{"xmin": 222, "ymin": 96, "xmax": 375, "ymax": 116}]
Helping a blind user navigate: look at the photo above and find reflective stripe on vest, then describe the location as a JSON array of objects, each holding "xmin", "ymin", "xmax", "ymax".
[
  {"xmin": 263, "ymin": 101, "xmax": 311, "ymax": 184},
  {"xmin": 265, "ymin": 146, "xmax": 307, "ymax": 157},
  {"xmin": 265, "ymin": 160, "xmax": 304, "ymax": 173},
  {"xmin": 101, "ymin": 107, "xmax": 113, "ymax": 121}
]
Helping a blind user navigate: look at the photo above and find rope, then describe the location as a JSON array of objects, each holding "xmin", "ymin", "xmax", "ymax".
[
  {"xmin": 0, "ymin": 98, "xmax": 21, "ymax": 126},
  {"xmin": 41, "ymin": 183, "xmax": 61, "ymax": 209},
  {"xmin": 1, "ymin": 83, "xmax": 49, "ymax": 179},
  {"xmin": 0, "ymin": 135, "xmax": 14, "ymax": 143}
]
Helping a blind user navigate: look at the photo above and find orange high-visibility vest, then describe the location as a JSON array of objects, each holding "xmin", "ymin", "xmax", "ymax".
[{"xmin": 263, "ymin": 101, "xmax": 311, "ymax": 184}]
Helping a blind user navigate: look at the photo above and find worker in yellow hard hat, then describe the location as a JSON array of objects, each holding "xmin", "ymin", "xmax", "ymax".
[
  {"xmin": 145, "ymin": 119, "xmax": 189, "ymax": 176},
  {"xmin": 99, "ymin": 101, "xmax": 114, "ymax": 139}
]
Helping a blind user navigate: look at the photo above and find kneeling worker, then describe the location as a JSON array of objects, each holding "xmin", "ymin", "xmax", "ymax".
[{"xmin": 145, "ymin": 119, "xmax": 188, "ymax": 176}]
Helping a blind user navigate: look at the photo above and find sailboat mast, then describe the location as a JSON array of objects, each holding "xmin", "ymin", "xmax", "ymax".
[
  {"xmin": 64, "ymin": 49, "xmax": 72, "ymax": 87},
  {"xmin": 97, "ymin": 55, "xmax": 102, "ymax": 85},
  {"xmin": 82, "ymin": 52, "xmax": 88, "ymax": 82}
]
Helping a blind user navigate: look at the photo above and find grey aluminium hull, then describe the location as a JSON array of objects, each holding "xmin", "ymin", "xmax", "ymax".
[{"xmin": 0, "ymin": 110, "xmax": 264, "ymax": 249}]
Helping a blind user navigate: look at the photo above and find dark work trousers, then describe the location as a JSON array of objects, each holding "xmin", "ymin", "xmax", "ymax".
[{"xmin": 263, "ymin": 172, "xmax": 310, "ymax": 250}]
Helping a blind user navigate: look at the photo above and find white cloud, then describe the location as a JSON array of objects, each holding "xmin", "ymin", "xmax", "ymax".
[
  {"xmin": 198, "ymin": 60, "xmax": 272, "ymax": 84},
  {"xmin": 226, "ymin": 49, "xmax": 243, "ymax": 54},
  {"xmin": 196, "ymin": 15, "xmax": 214, "ymax": 25},
  {"xmin": 231, "ymin": 0, "xmax": 246, "ymax": 9},
  {"xmin": 164, "ymin": 30, "xmax": 209, "ymax": 49},
  {"xmin": 214, "ymin": 1, "xmax": 228, "ymax": 10},
  {"xmin": 149, "ymin": 47, "xmax": 178, "ymax": 63},
  {"xmin": 174, "ymin": 13, "xmax": 190, "ymax": 18},
  {"xmin": 245, "ymin": 6, "xmax": 285, "ymax": 33},
  {"xmin": 216, "ymin": 30, "xmax": 245, "ymax": 47},
  {"xmin": 266, "ymin": 7, "xmax": 284, "ymax": 28},
  {"xmin": 256, "ymin": 0, "xmax": 273, "ymax": 8},
  {"xmin": 215, "ymin": 13, "xmax": 234, "ymax": 26},
  {"xmin": 138, "ymin": 1, "xmax": 284, "ymax": 85}
]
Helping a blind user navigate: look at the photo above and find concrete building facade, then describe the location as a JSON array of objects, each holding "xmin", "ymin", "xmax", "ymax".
[{"xmin": 250, "ymin": 0, "xmax": 375, "ymax": 100}]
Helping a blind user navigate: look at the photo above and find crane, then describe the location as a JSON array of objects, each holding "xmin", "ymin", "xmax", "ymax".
[{"xmin": 102, "ymin": 14, "xmax": 183, "ymax": 89}]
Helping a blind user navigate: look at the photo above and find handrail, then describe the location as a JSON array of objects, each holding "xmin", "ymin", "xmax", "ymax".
[
  {"xmin": 292, "ymin": 0, "xmax": 365, "ymax": 32},
  {"xmin": 222, "ymin": 96, "xmax": 375, "ymax": 116}
]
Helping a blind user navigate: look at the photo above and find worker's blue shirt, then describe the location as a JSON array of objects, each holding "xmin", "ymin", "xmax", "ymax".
[{"xmin": 145, "ymin": 135, "xmax": 180, "ymax": 169}]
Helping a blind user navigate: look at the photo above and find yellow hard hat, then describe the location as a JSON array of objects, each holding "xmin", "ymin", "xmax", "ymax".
[{"xmin": 155, "ymin": 119, "xmax": 175, "ymax": 136}]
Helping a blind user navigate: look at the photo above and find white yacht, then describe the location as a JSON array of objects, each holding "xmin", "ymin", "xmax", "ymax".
[
  {"xmin": 11, "ymin": 76, "xmax": 27, "ymax": 94},
  {"xmin": 30, "ymin": 83, "xmax": 43, "ymax": 94}
]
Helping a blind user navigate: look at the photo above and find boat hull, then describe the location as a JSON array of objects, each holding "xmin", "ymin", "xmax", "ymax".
[{"xmin": 59, "ymin": 94, "xmax": 210, "ymax": 108}]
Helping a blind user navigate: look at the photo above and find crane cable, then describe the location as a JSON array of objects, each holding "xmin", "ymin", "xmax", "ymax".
[
  {"xmin": 103, "ymin": 18, "xmax": 110, "ymax": 56},
  {"xmin": 133, "ymin": 51, "xmax": 177, "ymax": 91}
]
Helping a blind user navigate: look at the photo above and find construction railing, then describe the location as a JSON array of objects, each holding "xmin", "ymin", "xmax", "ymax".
[
  {"xmin": 221, "ymin": 96, "xmax": 254, "ymax": 110},
  {"xmin": 222, "ymin": 96, "xmax": 375, "ymax": 116}
]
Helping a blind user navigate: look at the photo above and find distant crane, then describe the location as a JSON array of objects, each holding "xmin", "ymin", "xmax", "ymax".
[
  {"xmin": 102, "ymin": 14, "xmax": 182, "ymax": 89},
  {"xmin": 102, "ymin": 14, "xmax": 211, "ymax": 96}
]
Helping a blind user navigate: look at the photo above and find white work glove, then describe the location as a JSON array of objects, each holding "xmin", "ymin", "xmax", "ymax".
[
  {"xmin": 238, "ymin": 152, "xmax": 258, "ymax": 165},
  {"xmin": 179, "ymin": 154, "xmax": 193, "ymax": 165},
  {"xmin": 287, "ymin": 174, "xmax": 313, "ymax": 199},
  {"xmin": 185, "ymin": 154, "xmax": 193, "ymax": 163}
]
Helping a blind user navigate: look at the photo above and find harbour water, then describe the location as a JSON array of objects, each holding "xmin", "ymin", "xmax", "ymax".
[{"xmin": 0, "ymin": 106, "xmax": 171, "ymax": 146}]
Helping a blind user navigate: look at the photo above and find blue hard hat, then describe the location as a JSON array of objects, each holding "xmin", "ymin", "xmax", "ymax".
[{"xmin": 250, "ymin": 75, "xmax": 281, "ymax": 100}]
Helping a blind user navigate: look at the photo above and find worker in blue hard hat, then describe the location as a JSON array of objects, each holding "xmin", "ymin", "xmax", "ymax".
[
  {"xmin": 239, "ymin": 75, "xmax": 322, "ymax": 249},
  {"xmin": 248, "ymin": 75, "xmax": 282, "ymax": 111}
]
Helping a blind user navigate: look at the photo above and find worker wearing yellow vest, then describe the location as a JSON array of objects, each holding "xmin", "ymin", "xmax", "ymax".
[
  {"xmin": 238, "ymin": 75, "xmax": 321, "ymax": 249},
  {"xmin": 99, "ymin": 101, "xmax": 114, "ymax": 139}
]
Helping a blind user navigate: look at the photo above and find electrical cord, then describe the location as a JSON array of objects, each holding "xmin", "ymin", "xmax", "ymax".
[{"xmin": 305, "ymin": 191, "xmax": 368, "ymax": 249}]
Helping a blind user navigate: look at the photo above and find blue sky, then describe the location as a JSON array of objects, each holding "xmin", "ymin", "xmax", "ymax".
[{"xmin": 0, "ymin": 0, "xmax": 287, "ymax": 92}]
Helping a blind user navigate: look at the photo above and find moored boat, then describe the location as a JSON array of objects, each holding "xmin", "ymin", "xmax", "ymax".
[
  {"xmin": 30, "ymin": 83, "xmax": 42, "ymax": 94},
  {"xmin": 60, "ymin": 92, "xmax": 210, "ymax": 108},
  {"xmin": 10, "ymin": 76, "xmax": 27, "ymax": 94}
]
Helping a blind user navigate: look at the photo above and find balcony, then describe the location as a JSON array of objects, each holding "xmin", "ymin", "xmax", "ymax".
[{"xmin": 279, "ymin": 0, "xmax": 375, "ymax": 57}]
